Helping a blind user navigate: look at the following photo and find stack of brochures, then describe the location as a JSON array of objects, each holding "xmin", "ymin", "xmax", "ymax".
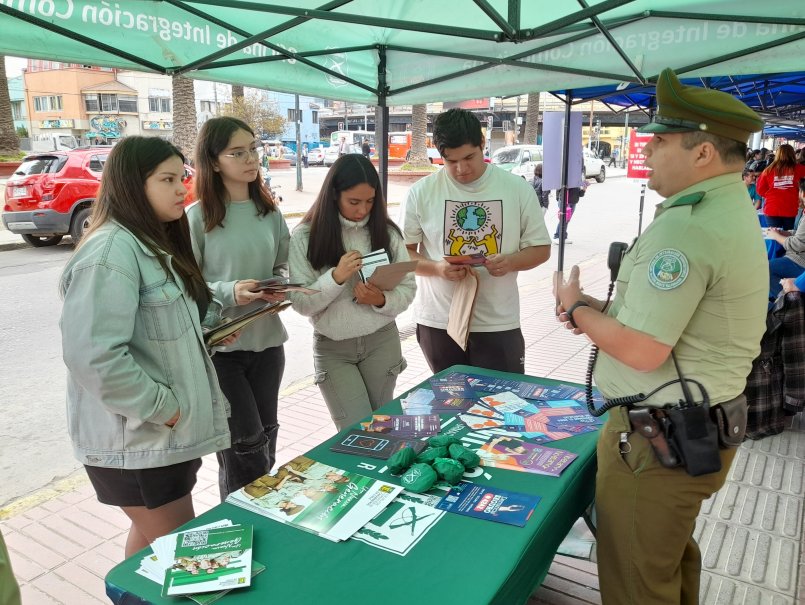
[
  {"xmin": 226, "ymin": 455, "xmax": 402, "ymax": 542},
  {"xmin": 136, "ymin": 520, "xmax": 261, "ymax": 602}
]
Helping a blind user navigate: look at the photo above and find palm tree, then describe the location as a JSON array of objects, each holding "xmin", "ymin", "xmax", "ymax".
[
  {"xmin": 407, "ymin": 103, "xmax": 430, "ymax": 167},
  {"xmin": 172, "ymin": 74, "xmax": 197, "ymax": 158},
  {"xmin": 0, "ymin": 55, "xmax": 21, "ymax": 156},
  {"xmin": 523, "ymin": 92, "xmax": 540, "ymax": 146}
]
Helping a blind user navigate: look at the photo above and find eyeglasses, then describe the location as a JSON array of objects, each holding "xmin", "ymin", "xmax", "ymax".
[{"xmin": 221, "ymin": 148, "xmax": 260, "ymax": 162}]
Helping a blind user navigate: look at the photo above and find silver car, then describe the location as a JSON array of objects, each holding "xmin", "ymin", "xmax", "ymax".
[{"xmin": 491, "ymin": 145, "xmax": 544, "ymax": 179}]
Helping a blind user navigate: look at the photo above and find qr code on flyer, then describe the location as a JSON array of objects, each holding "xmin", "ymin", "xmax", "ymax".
[{"xmin": 181, "ymin": 530, "xmax": 209, "ymax": 547}]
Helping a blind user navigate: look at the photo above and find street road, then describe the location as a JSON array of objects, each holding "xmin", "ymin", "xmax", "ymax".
[{"xmin": 0, "ymin": 170, "xmax": 654, "ymax": 507}]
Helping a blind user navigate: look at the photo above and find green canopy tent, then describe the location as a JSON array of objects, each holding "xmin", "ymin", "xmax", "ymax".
[{"xmin": 2, "ymin": 0, "xmax": 803, "ymax": 261}]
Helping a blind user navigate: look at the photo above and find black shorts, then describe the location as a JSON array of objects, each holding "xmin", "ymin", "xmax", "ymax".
[{"xmin": 84, "ymin": 458, "xmax": 203, "ymax": 510}]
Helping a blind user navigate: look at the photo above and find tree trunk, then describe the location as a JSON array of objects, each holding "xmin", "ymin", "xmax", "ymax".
[
  {"xmin": 172, "ymin": 74, "xmax": 197, "ymax": 158},
  {"xmin": 0, "ymin": 56, "xmax": 21, "ymax": 156},
  {"xmin": 523, "ymin": 92, "xmax": 540, "ymax": 146},
  {"xmin": 408, "ymin": 103, "xmax": 429, "ymax": 167}
]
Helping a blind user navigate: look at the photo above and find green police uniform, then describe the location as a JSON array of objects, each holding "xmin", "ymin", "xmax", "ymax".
[{"xmin": 592, "ymin": 69, "xmax": 767, "ymax": 605}]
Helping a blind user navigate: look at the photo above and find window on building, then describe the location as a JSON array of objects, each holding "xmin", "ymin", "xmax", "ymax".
[
  {"xmin": 33, "ymin": 96, "xmax": 63, "ymax": 112},
  {"xmin": 311, "ymin": 110, "xmax": 318, "ymax": 123},
  {"xmin": 148, "ymin": 97, "xmax": 171, "ymax": 113},
  {"xmin": 11, "ymin": 101, "xmax": 23, "ymax": 120},
  {"xmin": 118, "ymin": 95, "xmax": 137, "ymax": 113},
  {"xmin": 84, "ymin": 94, "xmax": 99, "ymax": 112},
  {"xmin": 287, "ymin": 108, "xmax": 301, "ymax": 122},
  {"xmin": 100, "ymin": 93, "xmax": 117, "ymax": 112}
]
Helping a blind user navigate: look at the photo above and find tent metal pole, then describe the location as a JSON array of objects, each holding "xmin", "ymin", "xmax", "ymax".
[
  {"xmin": 377, "ymin": 46, "xmax": 390, "ymax": 195},
  {"xmin": 557, "ymin": 91, "xmax": 572, "ymax": 273}
]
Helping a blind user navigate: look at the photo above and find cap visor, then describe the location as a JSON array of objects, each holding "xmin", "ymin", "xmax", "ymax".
[{"xmin": 637, "ymin": 122, "xmax": 692, "ymax": 134}]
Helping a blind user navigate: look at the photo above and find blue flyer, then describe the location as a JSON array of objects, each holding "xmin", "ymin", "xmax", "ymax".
[{"xmin": 436, "ymin": 482, "xmax": 541, "ymax": 527}]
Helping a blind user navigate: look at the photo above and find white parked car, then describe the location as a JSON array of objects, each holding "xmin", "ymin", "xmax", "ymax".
[
  {"xmin": 324, "ymin": 143, "xmax": 360, "ymax": 166},
  {"xmin": 307, "ymin": 147, "xmax": 326, "ymax": 165},
  {"xmin": 583, "ymin": 148, "xmax": 606, "ymax": 182},
  {"xmin": 490, "ymin": 145, "xmax": 544, "ymax": 179}
]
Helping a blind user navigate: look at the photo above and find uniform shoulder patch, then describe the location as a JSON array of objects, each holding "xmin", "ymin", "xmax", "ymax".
[{"xmin": 647, "ymin": 249, "xmax": 689, "ymax": 290}]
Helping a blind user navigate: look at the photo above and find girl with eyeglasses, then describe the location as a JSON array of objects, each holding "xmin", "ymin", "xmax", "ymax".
[{"xmin": 188, "ymin": 116, "xmax": 290, "ymax": 500}]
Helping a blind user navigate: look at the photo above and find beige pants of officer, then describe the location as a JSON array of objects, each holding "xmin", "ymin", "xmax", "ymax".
[{"xmin": 595, "ymin": 407, "xmax": 736, "ymax": 605}]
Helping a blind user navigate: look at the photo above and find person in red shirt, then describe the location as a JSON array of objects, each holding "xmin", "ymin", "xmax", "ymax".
[{"xmin": 757, "ymin": 144, "xmax": 805, "ymax": 230}]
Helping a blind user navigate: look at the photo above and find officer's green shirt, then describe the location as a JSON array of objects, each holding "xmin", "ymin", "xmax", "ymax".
[{"xmin": 594, "ymin": 172, "xmax": 768, "ymax": 407}]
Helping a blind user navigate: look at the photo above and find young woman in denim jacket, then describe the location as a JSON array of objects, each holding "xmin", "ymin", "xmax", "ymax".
[
  {"xmin": 188, "ymin": 117, "xmax": 290, "ymax": 499},
  {"xmin": 60, "ymin": 137, "xmax": 231, "ymax": 558}
]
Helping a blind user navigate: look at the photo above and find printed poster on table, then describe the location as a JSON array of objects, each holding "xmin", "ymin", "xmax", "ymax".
[{"xmin": 352, "ymin": 491, "xmax": 445, "ymax": 556}]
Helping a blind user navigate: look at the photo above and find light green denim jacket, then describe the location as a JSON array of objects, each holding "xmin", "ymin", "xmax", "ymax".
[{"xmin": 60, "ymin": 222, "xmax": 230, "ymax": 469}]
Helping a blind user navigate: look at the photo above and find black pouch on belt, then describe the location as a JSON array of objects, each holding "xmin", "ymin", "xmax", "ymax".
[
  {"xmin": 709, "ymin": 394, "xmax": 747, "ymax": 448},
  {"xmin": 665, "ymin": 405, "xmax": 722, "ymax": 476}
]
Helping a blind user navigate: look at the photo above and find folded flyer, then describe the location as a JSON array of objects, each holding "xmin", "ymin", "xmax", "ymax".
[
  {"xmin": 477, "ymin": 437, "xmax": 577, "ymax": 477},
  {"xmin": 162, "ymin": 525, "xmax": 253, "ymax": 596},
  {"xmin": 329, "ymin": 429, "xmax": 427, "ymax": 459},
  {"xmin": 226, "ymin": 455, "xmax": 402, "ymax": 542},
  {"xmin": 359, "ymin": 414, "xmax": 441, "ymax": 438},
  {"xmin": 204, "ymin": 301, "xmax": 291, "ymax": 347},
  {"xmin": 437, "ymin": 482, "xmax": 540, "ymax": 527}
]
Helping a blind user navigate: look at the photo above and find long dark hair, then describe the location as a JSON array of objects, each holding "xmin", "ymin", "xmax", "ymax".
[
  {"xmin": 82, "ymin": 136, "xmax": 211, "ymax": 304},
  {"xmin": 764, "ymin": 143, "xmax": 797, "ymax": 177},
  {"xmin": 302, "ymin": 154, "xmax": 400, "ymax": 270},
  {"xmin": 194, "ymin": 116, "xmax": 277, "ymax": 232}
]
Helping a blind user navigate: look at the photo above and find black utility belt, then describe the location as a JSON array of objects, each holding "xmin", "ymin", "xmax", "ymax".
[{"xmin": 624, "ymin": 395, "xmax": 747, "ymax": 477}]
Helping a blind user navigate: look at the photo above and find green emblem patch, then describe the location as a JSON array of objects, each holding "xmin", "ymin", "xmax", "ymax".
[{"xmin": 648, "ymin": 249, "xmax": 688, "ymax": 290}]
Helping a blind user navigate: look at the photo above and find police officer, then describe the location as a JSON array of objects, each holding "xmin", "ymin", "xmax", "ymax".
[{"xmin": 554, "ymin": 68, "xmax": 768, "ymax": 604}]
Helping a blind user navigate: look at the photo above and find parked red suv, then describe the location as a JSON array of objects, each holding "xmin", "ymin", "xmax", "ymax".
[{"xmin": 3, "ymin": 147, "xmax": 196, "ymax": 247}]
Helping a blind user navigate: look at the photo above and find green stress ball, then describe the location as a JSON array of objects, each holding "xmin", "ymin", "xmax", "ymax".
[
  {"xmin": 432, "ymin": 457, "xmax": 465, "ymax": 485},
  {"xmin": 400, "ymin": 463, "xmax": 437, "ymax": 493},
  {"xmin": 449, "ymin": 443, "xmax": 481, "ymax": 469},
  {"xmin": 428, "ymin": 434, "xmax": 461, "ymax": 448},
  {"xmin": 415, "ymin": 445, "xmax": 448, "ymax": 464},
  {"xmin": 387, "ymin": 446, "xmax": 417, "ymax": 474}
]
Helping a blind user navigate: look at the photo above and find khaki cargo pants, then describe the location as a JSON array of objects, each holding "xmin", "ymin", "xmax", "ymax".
[{"xmin": 595, "ymin": 406, "xmax": 736, "ymax": 605}]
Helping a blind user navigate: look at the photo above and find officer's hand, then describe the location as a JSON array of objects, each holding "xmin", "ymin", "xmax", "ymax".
[
  {"xmin": 555, "ymin": 302, "xmax": 585, "ymax": 335},
  {"xmin": 553, "ymin": 266, "xmax": 584, "ymax": 309}
]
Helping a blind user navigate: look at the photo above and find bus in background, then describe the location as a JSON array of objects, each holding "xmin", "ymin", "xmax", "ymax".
[
  {"xmin": 388, "ymin": 132, "xmax": 442, "ymax": 164},
  {"xmin": 330, "ymin": 130, "xmax": 375, "ymax": 150}
]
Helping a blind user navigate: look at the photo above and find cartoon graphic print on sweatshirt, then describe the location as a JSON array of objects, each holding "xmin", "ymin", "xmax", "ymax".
[{"xmin": 443, "ymin": 200, "xmax": 502, "ymax": 256}]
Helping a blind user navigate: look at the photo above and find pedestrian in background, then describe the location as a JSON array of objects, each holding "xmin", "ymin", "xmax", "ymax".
[
  {"xmin": 302, "ymin": 143, "xmax": 309, "ymax": 168},
  {"xmin": 289, "ymin": 154, "xmax": 415, "ymax": 429},
  {"xmin": 60, "ymin": 136, "xmax": 230, "ymax": 557},
  {"xmin": 758, "ymin": 144, "xmax": 805, "ymax": 230},
  {"xmin": 361, "ymin": 138, "xmax": 371, "ymax": 159},
  {"xmin": 188, "ymin": 116, "xmax": 290, "ymax": 500}
]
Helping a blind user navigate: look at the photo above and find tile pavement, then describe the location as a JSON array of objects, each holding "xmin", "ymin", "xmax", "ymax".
[{"xmin": 1, "ymin": 253, "xmax": 803, "ymax": 604}]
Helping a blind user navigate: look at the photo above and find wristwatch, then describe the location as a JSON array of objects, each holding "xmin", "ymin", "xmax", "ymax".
[{"xmin": 565, "ymin": 300, "xmax": 590, "ymax": 329}]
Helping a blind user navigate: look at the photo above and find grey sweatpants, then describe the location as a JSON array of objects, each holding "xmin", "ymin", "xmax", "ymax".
[{"xmin": 313, "ymin": 322, "xmax": 407, "ymax": 430}]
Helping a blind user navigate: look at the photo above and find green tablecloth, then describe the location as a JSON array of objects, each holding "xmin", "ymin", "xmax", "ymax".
[{"xmin": 105, "ymin": 365, "xmax": 599, "ymax": 605}]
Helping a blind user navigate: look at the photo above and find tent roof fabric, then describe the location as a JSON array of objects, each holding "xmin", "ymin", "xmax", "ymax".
[{"xmin": 1, "ymin": 1, "xmax": 804, "ymax": 108}]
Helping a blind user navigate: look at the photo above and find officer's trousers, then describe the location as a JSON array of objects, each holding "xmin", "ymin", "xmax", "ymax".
[{"xmin": 595, "ymin": 406, "xmax": 736, "ymax": 605}]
